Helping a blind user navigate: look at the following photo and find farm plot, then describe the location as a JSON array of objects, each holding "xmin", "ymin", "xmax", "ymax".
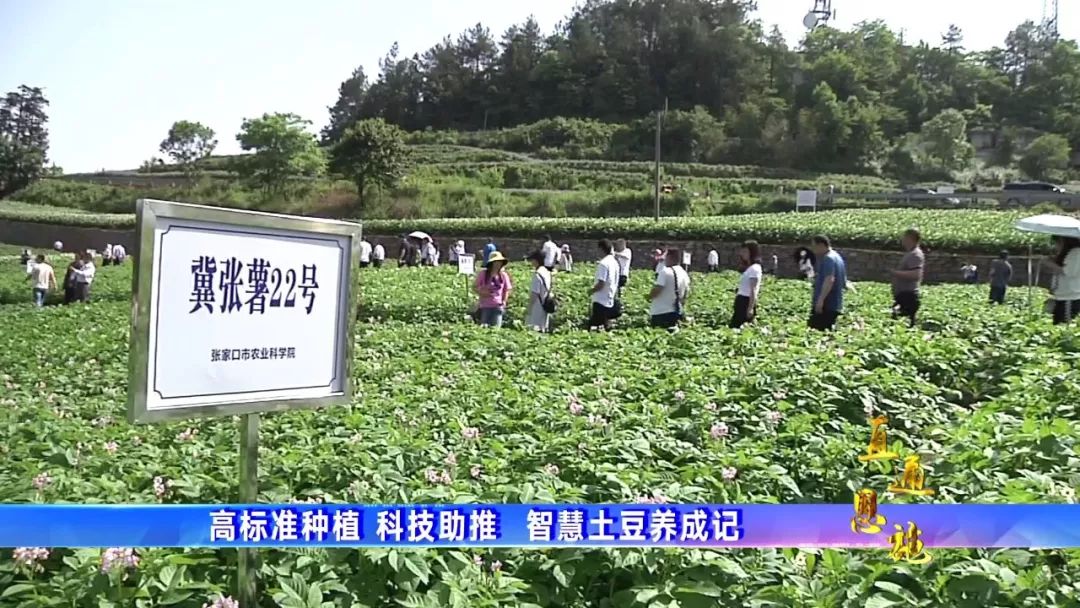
[{"xmin": 0, "ymin": 261, "xmax": 1078, "ymax": 607}]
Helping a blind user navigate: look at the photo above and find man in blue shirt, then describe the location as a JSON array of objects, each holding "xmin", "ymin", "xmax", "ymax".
[
  {"xmin": 482, "ymin": 239, "xmax": 497, "ymax": 266},
  {"xmin": 809, "ymin": 235, "xmax": 846, "ymax": 331}
]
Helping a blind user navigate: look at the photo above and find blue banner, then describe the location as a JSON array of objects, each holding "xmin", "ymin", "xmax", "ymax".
[{"xmin": 1, "ymin": 504, "xmax": 1079, "ymax": 549}]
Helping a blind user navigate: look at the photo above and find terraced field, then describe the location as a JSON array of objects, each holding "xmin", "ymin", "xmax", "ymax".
[{"xmin": 0, "ymin": 201, "xmax": 1055, "ymax": 254}]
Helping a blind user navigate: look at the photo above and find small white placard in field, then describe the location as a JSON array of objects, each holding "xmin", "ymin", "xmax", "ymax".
[
  {"xmin": 128, "ymin": 199, "xmax": 362, "ymax": 423},
  {"xmin": 937, "ymin": 185, "xmax": 955, "ymax": 194},
  {"xmin": 796, "ymin": 190, "xmax": 817, "ymax": 211},
  {"xmin": 682, "ymin": 251, "xmax": 692, "ymax": 267},
  {"xmin": 458, "ymin": 254, "xmax": 476, "ymax": 275}
]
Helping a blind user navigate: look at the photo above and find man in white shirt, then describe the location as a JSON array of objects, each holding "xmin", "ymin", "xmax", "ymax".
[
  {"xmin": 541, "ymin": 236, "xmax": 560, "ymax": 272},
  {"xmin": 102, "ymin": 244, "xmax": 114, "ymax": 267},
  {"xmin": 112, "ymin": 243, "xmax": 127, "ymax": 265},
  {"xmin": 613, "ymin": 239, "xmax": 632, "ymax": 295},
  {"xmin": 27, "ymin": 254, "xmax": 56, "ymax": 307},
  {"xmin": 649, "ymin": 248, "xmax": 690, "ymax": 329},
  {"xmin": 74, "ymin": 252, "xmax": 96, "ymax": 302},
  {"xmin": 588, "ymin": 239, "xmax": 621, "ymax": 331},
  {"xmin": 707, "ymin": 248, "xmax": 720, "ymax": 272},
  {"xmin": 359, "ymin": 239, "xmax": 372, "ymax": 268},
  {"xmin": 372, "ymin": 243, "xmax": 386, "ymax": 268}
]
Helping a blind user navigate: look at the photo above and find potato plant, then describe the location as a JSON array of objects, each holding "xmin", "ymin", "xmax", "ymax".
[{"xmin": 0, "ymin": 261, "xmax": 1078, "ymax": 607}]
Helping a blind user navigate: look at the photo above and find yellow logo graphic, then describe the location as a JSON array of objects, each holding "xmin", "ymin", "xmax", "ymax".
[
  {"xmin": 887, "ymin": 454, "xmax": 936, "ymax": 496},
  {"xmin": 858, "ymin": 416, "xmax": 900, "ymax": 462},
  {"xmin": 851, "ymin": 488, "xmax": 887, "ymax": 534},
  {"xmin": 888, "ymin": 521, "xmax": 932, "ymax": 564}
]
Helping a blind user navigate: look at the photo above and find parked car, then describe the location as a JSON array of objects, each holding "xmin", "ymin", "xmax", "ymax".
[
  {"xmin": 1003, "ymin": 182, "xmax": 1070, "ymax": 207},
  {"xmin": 894, "ymin": 187, "xmax": 960, "ymax": 205}
]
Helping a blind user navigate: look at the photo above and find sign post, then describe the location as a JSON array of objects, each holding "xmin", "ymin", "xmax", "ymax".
[
  {"xmin": 126, "ymin": 199, "xmax": 362, "ymax": 605},
  {"xmin": 796, "ymin": 190, "xmax": 818, "ymax": 212},
  {"xmin": 458, "ymin": 253, "xmax": 475, "ymax": 302}
]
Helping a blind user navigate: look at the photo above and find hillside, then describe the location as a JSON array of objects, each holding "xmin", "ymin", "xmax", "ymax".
[{"xmin": 13, "ymin": 143, "xmax": 914, "ymax": 220}]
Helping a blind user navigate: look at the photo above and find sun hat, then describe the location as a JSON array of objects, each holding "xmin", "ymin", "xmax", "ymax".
[{"xmin": 486, "ymin": 251, "xmax": 508, "ymax": 265}]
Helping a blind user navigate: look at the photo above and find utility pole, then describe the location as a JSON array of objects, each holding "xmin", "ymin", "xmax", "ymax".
[{"xmin": 653, "ymin": 96, "xmax": 668, "ymax": 222}]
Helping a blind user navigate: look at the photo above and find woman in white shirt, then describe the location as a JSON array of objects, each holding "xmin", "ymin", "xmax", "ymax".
[
  {"xmin": 372, "ymin": 243, "xmax": 386, "ymax": 268},
  {"xmin": 795, "ymin": 247, "xmax": 815, "ymax": 280},
  {"xmin": 613, "ymin": 239, "xmax": 632, "ymax": 295},
  {"xmin": 730, "ymin": 240, "xmax": 763, "ymax": 328},
  {"xmin": 525, "ymin": 251, "xmax": 554, "ymax": 332},
  {"xmin": 706, "ymin": 248, "xmax": 720, "ymax": 272},
  {"xmin": 648, "ymin": 248, "xmax": 690, "ymax": 329},
  {"xmin": 652, "ymin": 248, "xmax": 666, "ymax": 274},
  {"xmin": 559, "ymin": 244, "xmax": 573, "ymax": 273},
  {"xmin": 1043, "ymin": 236, "xmax": 1080, "ymax": 325}
]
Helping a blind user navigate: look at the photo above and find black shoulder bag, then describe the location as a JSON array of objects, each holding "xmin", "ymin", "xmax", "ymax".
[{"xmin": 538, "ymin": 270, "xmax": 558, "ymax": 314}]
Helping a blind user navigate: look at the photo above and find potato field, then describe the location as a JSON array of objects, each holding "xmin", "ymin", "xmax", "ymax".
[{"xmin": 0, "ymin": 257, "xmax": 1078, "ymax": 607}]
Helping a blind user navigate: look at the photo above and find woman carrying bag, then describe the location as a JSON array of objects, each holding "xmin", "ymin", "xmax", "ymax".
[
  {"xmin": 1043, "ymin": 236, "xmax": 1080, "ymax": 325},
  {"xmin": 474, "ymin": 251, "xmax": 513, "ymax": 328},
  {"xmin": 525, "ymin": 251, "xmax": 556, "ymax": 332},
  {"xmin": 648, "ymin": 248, "xmax": 690, "ymax": 330}
]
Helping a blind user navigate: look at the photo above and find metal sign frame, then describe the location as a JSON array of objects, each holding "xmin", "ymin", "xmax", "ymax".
[{"xmin": 127, "ymin": 199, "xmax": 362, "ymax": 424}]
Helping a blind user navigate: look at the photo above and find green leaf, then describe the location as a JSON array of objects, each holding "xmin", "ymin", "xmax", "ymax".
[
  {"xmin": 864, "ymin": 596, "xmax": 901, "ymax": 608},
  {"xmin": 675, "ymin": 581, "xmax": 725, "ymax": 598},
  {"xmin": 402, "ymin": 554, "xmax": 430, "ymax": 585},
  {"xmin": 553, "ymin": 565, "xmax": 570, "ymax": 588},
  {"xmin": 1, "ymin": 584, "xmax": 34, "ymax": 598},
  {"xmin": 636, "ymin": 588, "xmax": 661, "ymax": 603},
  {"xmin": 307, "ymin": 581, "xmax": 323, "ymax": 608}
]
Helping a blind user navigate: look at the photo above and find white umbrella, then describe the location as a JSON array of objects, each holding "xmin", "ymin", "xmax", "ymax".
[
  {"xmin": 408, "ymin": 231, "xmax": 431, "ymax": 241},
  {"xmin": 1014, "ymin": 214, "xmax": 1080, "ymax": 305},
  {"xmin": 1014, "ymin": 214, "xmax": 1080, "ymax": 238}
]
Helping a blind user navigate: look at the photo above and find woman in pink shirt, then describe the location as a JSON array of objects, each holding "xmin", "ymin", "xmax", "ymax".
[{"xmin": 474, "ymin": 251, "xmax": 513, "ymax": 327}]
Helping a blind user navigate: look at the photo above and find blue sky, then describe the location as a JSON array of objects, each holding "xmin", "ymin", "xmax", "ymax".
[{"xmin": 1, "ymin": 0, "xmax": 1074, "ymax": 173}]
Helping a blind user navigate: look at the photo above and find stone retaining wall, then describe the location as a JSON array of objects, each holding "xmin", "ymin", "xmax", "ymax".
[
  {"xmin": 0, "ymin": 217, "xmax": 1045, "ymax": 286},
  {"xmin": 0, "ymin": 219, "xmax": 137, "ymax": 256}
]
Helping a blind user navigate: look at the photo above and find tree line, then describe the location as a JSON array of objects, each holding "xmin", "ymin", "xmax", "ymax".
[
  {"xmin": 0, "ymin": 86, "xmax": 52, "ymax": 197},
  {"xmin": 322, "ymin": 0, "xmax": 1080, "ymax": 179}
]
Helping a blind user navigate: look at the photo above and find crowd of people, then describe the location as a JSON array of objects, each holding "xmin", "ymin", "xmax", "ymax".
[
  {"xmin": 17, "ymin": 232, "xmax": 1074, "ymax": 328},
  {"xmin": 18, "ymin": 241, "xmax": 126, "ymax": 307},
  {"xmin": 354, "ymin": 229, "xmax": 1080, "ymax": 331}
]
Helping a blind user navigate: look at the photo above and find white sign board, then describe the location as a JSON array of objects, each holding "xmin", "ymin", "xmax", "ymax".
[
  {"xmin": 796, "ymin": 190, "xmax": 817, "ymax": 211},
  {"xmin": 458, "ymin": 254, "xmax": 475, "ymax": 275},
  {"xmin": 128, "ymin": 199, "xmax": 362, "ymax": 423},
  {"xmin": 682, "ymin": 251, "xmax": 692, "ymax": 267},
  {"xmin": 937, "ymin": 185, "xmax": 955, "ymax": 194}
]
